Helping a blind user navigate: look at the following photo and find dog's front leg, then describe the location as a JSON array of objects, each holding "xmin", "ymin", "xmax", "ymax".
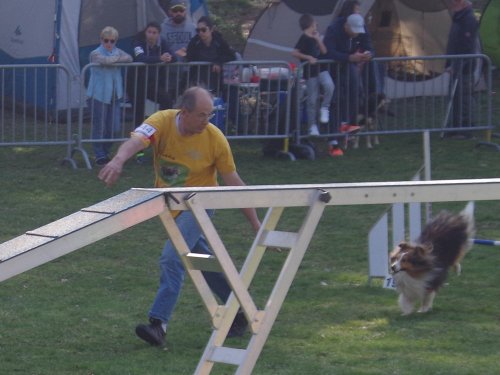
[
  {"xmin": 418, "ymin": 290, "xmax": 436, "ymax": 313},
  {"xmin": 399, "ymin": 293, "xmax": 416, "ymax": 315}
]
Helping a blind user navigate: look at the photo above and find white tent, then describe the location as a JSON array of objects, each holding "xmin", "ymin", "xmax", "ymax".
[{"xmin": 0, "ymin": 0, "xmax": 207, "ymax": 110}]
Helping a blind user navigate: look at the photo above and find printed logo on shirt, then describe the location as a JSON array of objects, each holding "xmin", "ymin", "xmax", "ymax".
[
  {"xmin": 158, "ymin": 160, "xmax": 188, "ymax": 186},
  {"xmin": 134, "ymin": 124, "xmax": 156, "ymax": 138},
  {"xmin": 134, "ymin": 46, "xmax": 145, "ymax": 56},
  {"xmin": 164, "ymin": 32, "xmax": 192, "ymax": 45}
]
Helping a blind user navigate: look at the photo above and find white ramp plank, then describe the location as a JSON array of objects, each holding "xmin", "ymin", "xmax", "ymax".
[{"xmin": 0, "ymin": 190, "xmax": 166, "ymax": 282}]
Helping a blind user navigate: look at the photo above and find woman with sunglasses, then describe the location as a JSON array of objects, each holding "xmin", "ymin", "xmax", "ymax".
[
  {"xmin": 185, "ymin": 16, "xmax": 236, "ymax": 92},
  {"xmin": 87, "ymin": 26, "xmax": 132, "ymax": 166}
]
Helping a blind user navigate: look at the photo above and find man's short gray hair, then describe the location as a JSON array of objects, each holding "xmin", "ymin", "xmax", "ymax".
[{"xmin": 179, "ymin": 86, "xmax": 211, "ymax": 111}]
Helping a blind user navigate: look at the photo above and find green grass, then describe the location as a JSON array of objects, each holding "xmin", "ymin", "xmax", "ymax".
[{"xmin": 1, "ymin": 132, "xmax": 500, "ymax": 374}]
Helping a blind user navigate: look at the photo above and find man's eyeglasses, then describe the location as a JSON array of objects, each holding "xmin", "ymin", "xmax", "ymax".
[
  {"xmin": 194, "ymin": 111, "xmax": 215, "ymax": 121},
  {"xmin": 196, "ymin": 27, "xmax": 208, "ymax": 33},
  {"xmin": 102, "ymin": 38, "xmax": 116, "ymax": 44},
  {"xmin": 170, "ymin": 7, "xmax": 185, "ymax": 13}
]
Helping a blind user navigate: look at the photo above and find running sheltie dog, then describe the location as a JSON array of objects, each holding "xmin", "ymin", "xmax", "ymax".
[{"xmin": 389, "ymin": 206, "xmax": 475, "ymax": 315}]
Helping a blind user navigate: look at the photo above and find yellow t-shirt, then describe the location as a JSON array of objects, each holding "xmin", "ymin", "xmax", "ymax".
[{"xmin": 133, "ymin": 109, "xmax": 236, "ymax": 188}]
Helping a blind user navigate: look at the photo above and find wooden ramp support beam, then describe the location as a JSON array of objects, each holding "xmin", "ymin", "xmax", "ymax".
[{"xmin": 2, "ymin": 179, "xmax": 500, "ymax": 374}]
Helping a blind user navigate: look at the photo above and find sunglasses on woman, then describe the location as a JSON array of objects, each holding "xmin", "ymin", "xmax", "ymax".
[
  {"xmin": 196, "ymin": 27, "xmax": 208, "ymax": 33},
  {"xmin": 102, "ymin": 38, "xmax": 116, "ymax": 44}
]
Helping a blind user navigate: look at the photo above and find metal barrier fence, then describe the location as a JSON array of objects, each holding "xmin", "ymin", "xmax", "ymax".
[
  {"xmin": 293, "ymin": 54, "xmax": 493, "ymax": 157},
  {"xmin": 77, "ymin": 61, "xmax": 294, "ymax": 168},
  {"xmin": 0, "ymin": 64, "xmax": 77, "ymax": 167},
  {"xmin": 1, "ymin": 55, "xmax": 494, "ymax": 168}
]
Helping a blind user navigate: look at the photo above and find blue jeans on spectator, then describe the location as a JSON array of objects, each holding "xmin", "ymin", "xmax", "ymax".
[
  {"xmin": 89, "ymin": 98, "xmax": 122, "ymax": 160},
  {"xmin": 149, "ymin": 209, "xmax": 231, "ymax": 325}
]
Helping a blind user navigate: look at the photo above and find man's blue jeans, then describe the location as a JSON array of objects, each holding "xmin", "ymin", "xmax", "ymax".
[{"xmin": 149, "ymin": 209, "xmax": 231, "ymax": 325}]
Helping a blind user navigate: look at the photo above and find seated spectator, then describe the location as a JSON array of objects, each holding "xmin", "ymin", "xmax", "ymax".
[
  {"xmin": 87, "ymin": 26, "xmax": 132, "ymax": 166},
  {"xmin": 185, "ymin": 16, "xmax": 236, "ymax": 93},
  {"xmin": 129, "ymin": 22, "xmax": 176, "ymax": 162}
]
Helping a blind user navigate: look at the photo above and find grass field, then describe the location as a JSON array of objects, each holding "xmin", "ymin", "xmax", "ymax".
[{"xmin": 1, "ymin": 130, "xmax": 500, "ymax": 374}]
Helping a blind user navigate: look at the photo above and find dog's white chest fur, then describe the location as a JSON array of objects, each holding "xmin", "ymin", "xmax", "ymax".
[
  {"xmin": 393, "ymin": 272, "xmax": 435, "ymax": 315},
  {"xmin": 393, "ymin": 272, "xmax": 427, "ymax": 300}
]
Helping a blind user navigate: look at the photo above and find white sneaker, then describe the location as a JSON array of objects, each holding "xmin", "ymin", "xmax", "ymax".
[
  {"xmin": 308, "ymin": 124, "xmax": 320, "ymax": 136},
  {"xmin": 320, "ymin": 107, "xmax": 329, "ymax": 123}
]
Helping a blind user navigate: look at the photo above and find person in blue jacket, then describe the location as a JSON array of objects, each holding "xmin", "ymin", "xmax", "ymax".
[{"xmin": 87, "ymin": 26, "xmax": 132, "ymax": 166}]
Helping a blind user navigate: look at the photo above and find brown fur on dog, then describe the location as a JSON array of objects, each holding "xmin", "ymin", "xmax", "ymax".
[{"xmin": 389, "ymin": 206, "xmax": 474, "ymax": 315}]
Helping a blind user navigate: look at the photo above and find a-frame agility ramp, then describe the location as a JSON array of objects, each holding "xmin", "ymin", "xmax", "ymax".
[{"xmin": 2, "ymin": 179, "xmax": 500, "ymax": 374}]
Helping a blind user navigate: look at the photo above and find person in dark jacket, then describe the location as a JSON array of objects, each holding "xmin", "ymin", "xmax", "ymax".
[
  {"xmin": 444, "ymin": 0, "xmax": 479, "ymax": 138},
  {"xmin": 322, "ymin": 0, "xmax": 372, "ymax": 155},
  {"xmin": 128, "ymin": 22, "xmax": 177, "ymax": 163},
  {"xmin": 129, "ymin": 22, "xmax": 176, "ymax": 131},
  {"xmin": 185, "ymin": 16, "xmax": 236, "ymax": 92},
  {"xmin": 323, "ymin": 1, "xmax": 373, "ymax": 126}
]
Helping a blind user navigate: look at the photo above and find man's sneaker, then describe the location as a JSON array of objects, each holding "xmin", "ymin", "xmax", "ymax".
[
  {"xmin": 339, "ymin": 123, "xmax": 361, "ymax": 134},
  {"xmin": 227, "ymin": 311, "xmax": 248, "ymax": 338},
  {"xmin": 95, "ymin": 156, "xmax": 110, "ymax": 166},
  {"xmin": 328, "ymin": 145, "xmax": 344, "ymax": 157},
  {"xmin": 320, "ymin": 107, "xmax": 330, "ymax": 123},
  {"xmin": 308, "ymin": 124, "xmax": 320, "ymax": 137},
  {"xmin": 135, "ymin": 318, "xmax": 166, "ymax": 346}
]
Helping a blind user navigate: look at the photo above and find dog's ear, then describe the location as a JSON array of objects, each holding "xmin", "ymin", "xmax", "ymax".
[
  {"xmin": 421, "ymin": 242, "xmax": 433, "ymax": 253},
  {"xmin": 398, "ymin": 242, "xmax": 410, "ymax": 250},
  {"xmin": 415, "ymin": 243, "xmax": 433, "ymax": 255}
]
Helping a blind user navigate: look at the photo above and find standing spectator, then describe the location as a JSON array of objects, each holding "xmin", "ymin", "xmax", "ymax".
[
  {"xmin": 159, "ymin": 0, "xmax": 197, "ymax": 98},
  {"xmin": 86, "ymin": 26, "xmax": 132, "ymax": 166},
  {"xmin": 129, "ymin": 22, "xmax": 176, "ymax": 163},
  {"xmin": 185, "ymin": 16, "xmax": 236, "ymax": 92},
  {"xmin": 160, "ymin": 0, "xmax": 196, "ymax": 62},
  {"xmin": 98, "ymin": 86, "xmax": 261, "ymax": 347},
  {"xmin": 323, "ymin": 1, "xmax": 373, "ymax": 156},
  {"xmin": 444, "ymin": 0, "xmax": 479, "ymax": 139},
  {"xmin": 292, "ymin": 14, "xmax": 335, "ymax": 137}
]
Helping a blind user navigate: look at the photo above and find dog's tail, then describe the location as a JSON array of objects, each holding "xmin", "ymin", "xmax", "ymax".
[{"xmin": 454, "ymin": 202, "xmax": 476, "ymax": 274}]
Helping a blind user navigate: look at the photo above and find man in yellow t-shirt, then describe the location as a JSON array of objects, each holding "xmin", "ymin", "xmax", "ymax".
[{"xmin": 99, "ymin": 86, "xmax": 260, "ymax": 347}]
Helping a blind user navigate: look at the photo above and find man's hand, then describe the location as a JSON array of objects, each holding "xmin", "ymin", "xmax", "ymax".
[
  {"xmin": 97, "ymin": 136, "xmax": 146, "ymax": 187},
  {"xmin": 160, "ymin": 52, "xmax": 172, "ymax": 63},
  {"xmin": 175, "ymin": 47, "xmax": 187, "ymax": 58},
  {"xmin": 350, "ymin": 51, "xmax": 372, "ymax": 63},
  {"xmin": 98, "ymin": 159, "xmax": 123, "ymax": 187},
  {"xmin": 212, "ymin": 64, "xmax": 222, "ymax": 74}
]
